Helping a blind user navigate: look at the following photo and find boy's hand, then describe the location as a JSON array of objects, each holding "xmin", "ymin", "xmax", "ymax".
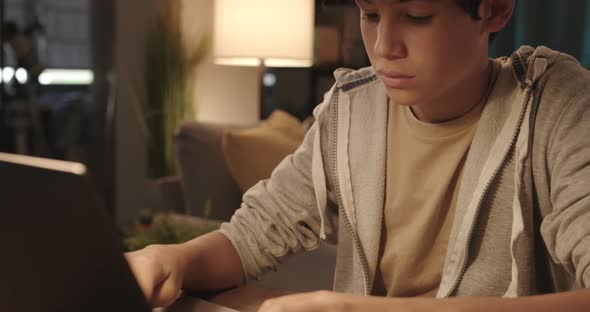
[
  {"xmin": 125, "ymin": 244, "xmax": 185, "ymax": 308},
  {"xmin": 125, "ymin": 231, "xmax": 245, "ymax": 308},
  {"xmin": 258, "ymin": 291, "xmax": 360, "ymax": 312},
  {"xmin": 257, "ymin": 289, "xmax": 590, "ymax": 312}
]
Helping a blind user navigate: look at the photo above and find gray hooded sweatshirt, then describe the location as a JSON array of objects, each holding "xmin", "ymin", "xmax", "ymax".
[{"xmin": 220, "ymin": 46, "xmax": 590, "ymax": 298}]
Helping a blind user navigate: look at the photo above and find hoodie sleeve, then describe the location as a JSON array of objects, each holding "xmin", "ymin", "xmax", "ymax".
[
  {"xmin": 218, "ymin": 93, "xmax": 335, "ymax": 281},
  {"xmin": 540, "ymin": 90, "xmax": 590, "ymax": 288}
]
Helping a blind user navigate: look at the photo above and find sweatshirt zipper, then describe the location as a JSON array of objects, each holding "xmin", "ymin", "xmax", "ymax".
[
  {"xmin": 331, "ymin": 90, "xmax": 371, "ymax": 295},
  {"xmin": 443, "ymin": 85, "xmax": 534, "ymax": 297}
]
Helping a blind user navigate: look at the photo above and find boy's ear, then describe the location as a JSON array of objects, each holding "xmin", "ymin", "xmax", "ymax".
[{"xmin": 480, "ymin": 0, "xmax": 515, "ymax": 34}]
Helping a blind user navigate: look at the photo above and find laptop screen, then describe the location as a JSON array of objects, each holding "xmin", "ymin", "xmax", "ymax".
[{"xmin": 0, "ymin": 153, "xmax": 151, "ymax": 312}]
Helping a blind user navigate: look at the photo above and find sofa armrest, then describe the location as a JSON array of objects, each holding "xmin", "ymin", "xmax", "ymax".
[{"xmin": 175, "ymin": 121, "xmax": 251, "ymax": 221}]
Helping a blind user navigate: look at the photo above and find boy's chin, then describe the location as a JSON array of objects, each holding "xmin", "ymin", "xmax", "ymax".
[{"xmin": 386, "ymin": 90, "xmax": 423, "ymax": 107}]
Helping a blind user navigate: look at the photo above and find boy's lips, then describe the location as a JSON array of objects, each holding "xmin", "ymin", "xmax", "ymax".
[{"xmin": 377, "ymin": 70, "xmax": 415, "ymax": 88}]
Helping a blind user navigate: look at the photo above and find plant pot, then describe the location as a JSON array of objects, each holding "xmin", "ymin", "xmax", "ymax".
[{"xmin": 145, "ymin": 176, "xmax": 185, "ymax": 214}]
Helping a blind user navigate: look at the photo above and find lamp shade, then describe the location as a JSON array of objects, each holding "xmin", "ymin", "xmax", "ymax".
[{"xmin": 213, "ymin": 0, "xmax": 314, "ymax": 67}]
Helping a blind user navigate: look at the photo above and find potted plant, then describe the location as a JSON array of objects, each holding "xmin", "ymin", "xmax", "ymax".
[
  {"xmin": 143, "ymin": 0, "xmax": 208, "ymax": 179},
  {"xmin": 136, "ymin": 0, "xmax": 209, "ymax": 213},
  {"xmin": 125, "ymin": 212, "xmax": 219, "ymax": 251}
]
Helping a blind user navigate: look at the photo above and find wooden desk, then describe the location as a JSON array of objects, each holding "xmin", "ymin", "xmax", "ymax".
[{"xmin": 166, "ymin": 287, "xmax": 295, "ymax": 312}]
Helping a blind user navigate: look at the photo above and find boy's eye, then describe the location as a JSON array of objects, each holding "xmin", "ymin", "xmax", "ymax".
[
  {"xmin": 361, "ymin": 12, "xmax": 380, "ymax": 23},
  {"xmin": 405, "ymin": 14, "xmax": 433, "ymax": 24}
]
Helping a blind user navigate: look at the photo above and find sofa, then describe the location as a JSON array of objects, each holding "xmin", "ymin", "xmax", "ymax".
[
  {"xmin": 173, "ymin": 112, "xmax": 336, "ymax": 292},
  {"xmin": 175, "ymin": 121, "xmax": 248, "ymax": 221}
]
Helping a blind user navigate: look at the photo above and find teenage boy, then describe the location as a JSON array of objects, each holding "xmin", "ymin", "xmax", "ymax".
[{"xmin": 126, "ymin": 0, "xmax": 590, "ymax": 310}]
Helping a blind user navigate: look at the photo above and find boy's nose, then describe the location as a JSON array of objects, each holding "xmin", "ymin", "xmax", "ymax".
[{"xmin": 374, "ymin": 23, "xmax": 407, "ymax": 60}]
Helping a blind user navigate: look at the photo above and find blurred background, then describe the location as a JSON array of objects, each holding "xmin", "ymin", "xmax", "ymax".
[{"xmin": 1, "ymin": 0, "xmax": 589, "ymax": 229}]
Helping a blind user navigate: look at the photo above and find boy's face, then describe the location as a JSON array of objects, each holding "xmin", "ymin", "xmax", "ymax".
[{"xmin": 355, "ymin": 0, "xmax": 492, "ymax": 109}]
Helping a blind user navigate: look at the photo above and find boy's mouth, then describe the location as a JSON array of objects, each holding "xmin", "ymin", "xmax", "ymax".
[{"xmin": 377, "ymin": 70, "xmax": 416, "ymax": 88}]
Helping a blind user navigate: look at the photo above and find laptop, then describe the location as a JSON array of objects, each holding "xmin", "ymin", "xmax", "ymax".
[{"xmin": 0, "ymin": 152, "xmax": 237, "ymax": 312}]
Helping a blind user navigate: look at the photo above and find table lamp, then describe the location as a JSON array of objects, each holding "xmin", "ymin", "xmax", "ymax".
[
  {"xmin": 213, "ymin": 0, "xmax": 314, "ymax": 118},
  {"xmin": 213, "ymin": 0, "xmax": 314, "ymax": 67}
]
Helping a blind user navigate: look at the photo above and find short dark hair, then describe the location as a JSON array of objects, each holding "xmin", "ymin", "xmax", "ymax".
[
  {"xmin": 456, "ymin": 0, "xmax": 483, "ymax": 19},
  {"xmin": 455, "ymin": 0, "xmax": 499, "ymax": 41}
]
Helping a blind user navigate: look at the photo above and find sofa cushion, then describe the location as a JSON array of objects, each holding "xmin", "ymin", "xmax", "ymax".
[{"xmin": 222, "ymin": 110, "xmax": 305, "ymax": 192}]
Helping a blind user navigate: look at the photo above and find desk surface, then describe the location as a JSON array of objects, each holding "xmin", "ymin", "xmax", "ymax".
[{"xmin": 166, "ymin": 287, "xmax": 294, "ymax": 312}]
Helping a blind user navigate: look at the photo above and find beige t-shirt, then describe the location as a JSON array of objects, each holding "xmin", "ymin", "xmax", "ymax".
[{"xmin": 373, "ymin": 62, "xmax": 499, "ymax": 297}]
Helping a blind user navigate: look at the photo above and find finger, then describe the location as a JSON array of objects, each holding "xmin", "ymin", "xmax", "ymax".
[
  {"xmin": 125, "ymin": 252, "xmax": 160, "ymax": 301},
  {"xmin": 258, "ymin": 292, "xmax": 333, "ymax": 312},
  {"xmin": 150, "ymin": 272, "xmax": 181, "ymax": 308},
  {"xmin": 259, "ymin": 297, "xmax": 297, "ymax": 312},
  {"xmin": 258, "ymin": 298, "xmax": 276, "ymax": 312}
]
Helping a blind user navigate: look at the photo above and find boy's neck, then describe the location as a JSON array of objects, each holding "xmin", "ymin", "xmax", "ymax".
[{"xmin": 411, "ymin": 59, "xmax": 494, "ymax": 124}]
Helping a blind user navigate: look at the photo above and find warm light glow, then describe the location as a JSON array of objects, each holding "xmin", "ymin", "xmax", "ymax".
[
  {"xmin": 264, "ymin": 58, "xmax": 313, "ymax": 68},
  {"xmin": 215, "ymin": 57, "xmax": 262, "ymax": 67},
  {"xmin": 213, "ymin": 0, "xmax": 314, "ymax": 68},
  {"xmin": 38, "ymin": 69, "xmax": 94, "ymax": 85},
  {"xmin": 0, "ymin": 152, "xmax": 87, "ymax": 175}
]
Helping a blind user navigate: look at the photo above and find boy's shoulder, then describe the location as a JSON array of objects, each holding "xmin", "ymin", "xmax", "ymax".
[
  {"xmin": 506, "ymin": 46, "xmax": 590, "ymax": 95},
  {"xmin": 505, "ymin": 46, "xmax": 590, "ymax": 134},
  {"xmin": 332, "ymin": 66, "xmax": 380, "ymax": 92},
  {"xmin": 333, "ymin": 66, "xmax": 375, "ymax": 83}
]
